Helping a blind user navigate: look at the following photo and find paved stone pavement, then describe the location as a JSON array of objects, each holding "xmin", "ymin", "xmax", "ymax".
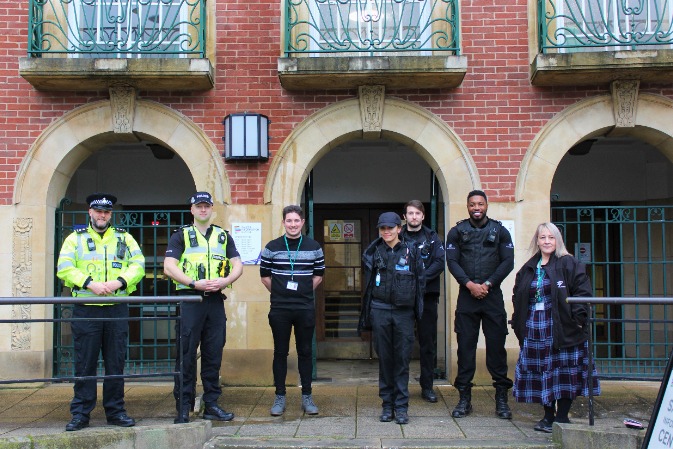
[{"xmin": 0, "ymin": 380, "xmax": 660, "ymax": 448}]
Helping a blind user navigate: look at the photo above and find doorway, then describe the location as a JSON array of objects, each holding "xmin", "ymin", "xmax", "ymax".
[{"xmin": 314, "ymin": 204, "xmax": 405, "ymax": 359}]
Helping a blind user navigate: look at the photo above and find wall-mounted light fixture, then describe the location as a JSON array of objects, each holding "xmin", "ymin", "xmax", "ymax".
[{"xmin": 222, "ymin": 112, "xmax": 269, "ymax": 161}]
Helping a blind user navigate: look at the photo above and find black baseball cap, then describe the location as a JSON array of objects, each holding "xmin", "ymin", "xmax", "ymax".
[
  {"xmin": 190, "ymin": 191, "xmax": 213, "ymax": 205},
  {"xmin": 377, "ymin": 212, "xmax": 402, "ymax": 228}
]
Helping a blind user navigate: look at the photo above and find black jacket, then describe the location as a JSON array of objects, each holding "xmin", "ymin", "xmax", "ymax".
[
  {"xmin": 400, "ymin": 225, "xmax": 444, "ymax": 294},
  {"xmin": 358, "ymin": 237, "xmax": 425, "ymax": 333},
  {"xmin": 511, "ymin": 253, "xmax": 593, "ymax": 350}
]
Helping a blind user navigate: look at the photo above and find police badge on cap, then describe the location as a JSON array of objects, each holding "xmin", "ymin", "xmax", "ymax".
[
  {"xmin": 190, "ymin": 191, "xmax": 213, "ymax": 205},
  {"xmin": 86, "ymin": 193, "xmax": 117, "ymax": 211}
]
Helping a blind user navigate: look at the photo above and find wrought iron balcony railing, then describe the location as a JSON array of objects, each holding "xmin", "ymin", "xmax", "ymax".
[
  {"xmin": 539, "ymin": 0, "xmax": 673, "ymax": 53},
  {"xmin": 284, "ymin": 0, "xmax": 460, "ymax": 56},
  {"xmin": 27, "ymin": 0, "xmax": 206, "ymax": 57}
]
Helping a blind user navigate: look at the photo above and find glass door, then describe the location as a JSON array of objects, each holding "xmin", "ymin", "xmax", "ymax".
[{"xmin": 315, "ymin": 208, "xmax": 372, "ymax": 359}]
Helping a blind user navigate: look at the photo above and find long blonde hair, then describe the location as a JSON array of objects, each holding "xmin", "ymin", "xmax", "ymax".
[{"xmin": 527, "ymin": 222, "xmax": 571, "ymax": 258}]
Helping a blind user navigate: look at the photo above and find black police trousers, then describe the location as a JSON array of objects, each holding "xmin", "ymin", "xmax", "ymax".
[
  {"xmin": 70, "ymin": 303, "xmax": 129, "ymax": 420},
  {"xmin": 454, "ymin": 287, "xmax": 513, "ymax": 389},
  {"xmin": 371, "ymin": 305, "xmax": 415, "ymax": 412},
  {"xmin": 416, "ymin": 293, "xmax": 439, "ymax": 390},
  {"xmin": 174, "ymin": 294, "xmax": 227, "ymax": 411}
]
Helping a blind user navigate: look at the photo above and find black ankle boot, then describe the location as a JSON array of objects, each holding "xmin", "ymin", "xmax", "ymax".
[
  {"xmin": 452, "ymin": 386, "xmax": 472, "ymax": 418},
  {"xmin": 495, "ymin": 386, "xmax": 512, "ymax": 419}
]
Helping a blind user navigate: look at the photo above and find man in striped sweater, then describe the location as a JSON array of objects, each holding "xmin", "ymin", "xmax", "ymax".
[{"xmin": 260, "ymin": 205, "xmax": 325, "ymax": 417}]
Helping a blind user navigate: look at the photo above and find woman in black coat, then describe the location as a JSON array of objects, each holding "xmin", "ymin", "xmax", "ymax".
[{"xmin": 511, "ymin": 222, "xmax": 600, "ymax": 433}]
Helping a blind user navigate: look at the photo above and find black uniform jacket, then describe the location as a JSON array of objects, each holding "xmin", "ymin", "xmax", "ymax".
[
  {"xmin": 358, "ymin": 237, "xmax": 425, "ymax": 333},
  {"xmin": 400, "ymin": 225, "xmax": 445, "ymax": 294},
  {"xmin": 511, "ymin": 253, "xmax": 593, "ymax": 350}
]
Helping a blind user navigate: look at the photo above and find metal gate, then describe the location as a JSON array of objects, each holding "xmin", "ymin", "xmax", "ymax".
[
  {"xmin": 552, "ymin": 204, "xmax": 673, "ymax": 378},
  {"xmin": 53, "ymin": 198, "xmax": 192, "ymax": 377}
]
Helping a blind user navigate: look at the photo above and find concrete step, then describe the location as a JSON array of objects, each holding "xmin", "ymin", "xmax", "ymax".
[{"xmin": 204, "ymin": 437, "xmax": 557, "ymax": 449}]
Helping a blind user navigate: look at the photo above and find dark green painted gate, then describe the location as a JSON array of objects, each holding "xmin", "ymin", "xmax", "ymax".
[
  {"xmin": 552, "ymin": 204, "xmax": 673, "ymax": 379},
  {"xmin": 53, "ymin": 198, "xmax": 192, "ymax": 377}
]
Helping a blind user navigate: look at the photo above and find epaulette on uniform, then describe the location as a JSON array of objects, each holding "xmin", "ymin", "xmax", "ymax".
[
  {"xmin": 114, "ymin": 227, "xmax": 128, "ymax": 233},
  {"xmin": 173, "ymin": 224, "xmax": 191, "ymax": 234},
  {"xmin": 455, "ymin": 218, "xmax": 469, "ymax": 225},
  {"xmin": 75, "ymin": 227, "xmax": 88, "ymax": 233}
]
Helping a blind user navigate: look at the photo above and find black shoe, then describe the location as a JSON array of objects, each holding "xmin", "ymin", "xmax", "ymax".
[
  {"xmin": 107, "ymin": 413, "xmax": 136, "ymax": 427},
  {"xmin": 174, "ymin": 412, "xmax": 189, "ymax": 424},
  {"xmin": 65, "ymin": 417, "xmax": 89, "ymax": 432},
  {"xmin": 394, "ymin": 410, "xmax": 409, "ymax": 424},
  {"xmin": 451, "ymin": 387, "xmax": 472, "ymax": 418},
  {"xmin": 203, "ymin": 404, "xmax": 234, "ymax": 421},
  {"xmin": 495, "ymin": 387, "xmax": 512, "ymax": 419},
  {"xmin": 379, "ymin": 409, "xmax": 394, "ymax": 422},
  {"xmin": 421, "ymin": 389, "xmax": 438, "ymax": 403},
  {"xmin": 534, "ymin": 418, "xmax": 554, "ymax": 433}
]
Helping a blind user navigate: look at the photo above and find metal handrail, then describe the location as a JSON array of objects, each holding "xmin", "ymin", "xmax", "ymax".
[
  {"xmin": 0, "ymin": 295, "xmax": 201, "ymax": 420},
  {"xmin": 566, "ymin": 297, "xmax": 673, "ymax": 426}
]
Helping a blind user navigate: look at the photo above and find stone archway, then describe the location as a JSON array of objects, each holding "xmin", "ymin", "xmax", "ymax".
[
  {"xmin": 12, "ymin": 97, "xmax": 228, "ymax": 298},
  {"xmin": 515, "ymin": 92, "xmax": 673, "ymax": 242},
  {"xmin": 15, "ymin": 98, "xmax": 229, "ymax": 208},
  {"xmin": 263, "ymin": 93, "xmax": 479, "ymax": 232}
]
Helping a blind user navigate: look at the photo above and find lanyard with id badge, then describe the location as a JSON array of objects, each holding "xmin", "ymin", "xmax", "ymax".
[
  {"xmin": 284, "ymin": 235, "xmax": 302, "ymax": 291},
  {"xmin": 534, "ymin": 258, "xmax": 545, "ymax": 311}
]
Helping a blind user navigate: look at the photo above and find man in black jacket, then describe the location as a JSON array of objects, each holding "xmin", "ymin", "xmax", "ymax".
[
  {"xmin": 446, "ymin": 190, "xmax": 514, "ymax": 419},
  {"xmin": 400, "ymin": 200, "xmax": 445, "ymax": 403}
]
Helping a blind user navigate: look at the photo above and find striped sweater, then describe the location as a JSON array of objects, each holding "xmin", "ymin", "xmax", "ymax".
[{"xmin": 260, "ymin": 235, "xmax": 325, "ymax": 309}]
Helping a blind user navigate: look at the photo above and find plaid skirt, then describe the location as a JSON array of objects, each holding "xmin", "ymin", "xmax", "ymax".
[{"xmin": 513, "ymin": 299, "xmax": 600, "ymax": 405}]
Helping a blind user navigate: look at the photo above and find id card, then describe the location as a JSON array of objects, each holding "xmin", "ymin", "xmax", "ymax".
[
  {"xmin": 534, "ymin": 301, "xmax": 545, "ymax": 311},
  {"xmin": 287, "ymin": 280, "xmax": 299, "ymax": 291}
]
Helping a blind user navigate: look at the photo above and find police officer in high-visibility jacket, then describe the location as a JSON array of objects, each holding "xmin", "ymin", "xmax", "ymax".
[
  {"xmin": 164, "ymin": 191, "xmax": 243, "ymax": 424},
  {"xmin": 57, "ymin": 193, "xmax": 145, "ymax": 432}
]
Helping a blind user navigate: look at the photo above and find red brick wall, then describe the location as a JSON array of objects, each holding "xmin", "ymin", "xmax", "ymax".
[{"xmin": 1, "ymin": 0, "xmax": 670, "ymax": 206}]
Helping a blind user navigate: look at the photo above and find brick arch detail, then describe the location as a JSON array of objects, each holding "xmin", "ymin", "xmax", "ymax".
[
  {"xmin": 263, "ymin": 96, "xmax": 479, "ymax": 214},
  {"xmin": 14, "ymin": 99, "xmax": 230, "ymax": 208}
]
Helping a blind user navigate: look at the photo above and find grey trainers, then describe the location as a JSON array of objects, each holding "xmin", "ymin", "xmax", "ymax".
[
  {"xmin": 270, "ymin": 394, "xmax": 286, "ymax": 416},
  {"xmin": 301, "ymin": 394, "xmax": 319, "ymax": 415}
]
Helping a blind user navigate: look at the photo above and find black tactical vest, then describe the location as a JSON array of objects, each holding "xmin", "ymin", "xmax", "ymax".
[{"xmin": 455, "ymin": 219, "xmax": 501, "ymax": 284}]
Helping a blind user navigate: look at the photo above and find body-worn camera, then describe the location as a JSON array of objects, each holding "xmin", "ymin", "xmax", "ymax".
[
  {"xmin": 116, "ymin": 238, "xmax": 127, "ymax": 259},
  {"xmin": 188, "ymin": 229, "xmax": 198, "ymax": 247},
  {"xmin": 418, "ymin": 241, "xmax": 431, "ymax": 258}
]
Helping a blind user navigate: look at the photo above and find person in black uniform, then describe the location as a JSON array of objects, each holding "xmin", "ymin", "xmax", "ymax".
[
  {"xmin": 400, "ymin": 200, "xmax": 445, "ymax": 403},
  {"xmin": 164, "ymin": 192, "xmax": 243, "ymax": 424},
  {"xmin": 446, "ymin": 190, "xmax": 514, "ymax": 419},
  {"xmin": 359, "ymin": 212, "xmax": 425, "ymax": 425}
]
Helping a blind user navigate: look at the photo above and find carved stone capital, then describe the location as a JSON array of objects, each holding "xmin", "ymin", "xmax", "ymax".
[
  {"xmin": 611, "ymin": 80, "xmax": 639, "ymax": 128},
  {"xmin": 12, "ymin": 218, "xmax": 33, "ymax": 351},
  {"xmin": 359, "ymin": 85, "xmax": 385, "ymax": 138},
  {"xmin": 110, "ymin": 85, "xmax": 137, "ymax": 134}
]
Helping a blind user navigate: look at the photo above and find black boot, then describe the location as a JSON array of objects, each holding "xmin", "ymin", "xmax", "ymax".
[
  {"xmin": 451, "ymin": 386, "xmax": 472, "ymax": 418},
  {"xmin": 495, "ymin": 387, "xmax": 512, "ymax": 419}
]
